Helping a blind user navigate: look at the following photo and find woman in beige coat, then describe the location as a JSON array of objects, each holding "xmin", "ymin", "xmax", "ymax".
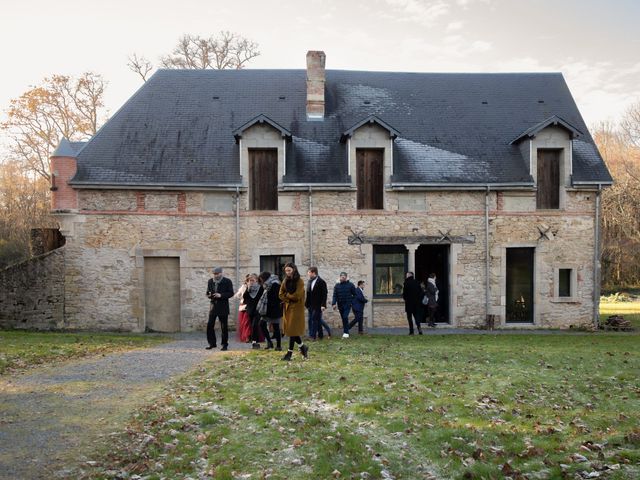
[{"xmin": 279, "ymin": 263, "xmax": 308, "ymax": 361}]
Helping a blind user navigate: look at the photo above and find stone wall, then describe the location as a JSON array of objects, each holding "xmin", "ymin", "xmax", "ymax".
[
  {"xmin": 0, "ymin": 248, "xmax": 65, "ymax": 330},
  {"xmin": 53, "ymin": 187, "xmax": 599, "ymax": 331}
]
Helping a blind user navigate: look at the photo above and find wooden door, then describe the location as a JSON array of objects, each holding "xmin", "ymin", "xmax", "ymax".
[
  {"xmin": 249, "ymin": 149, "xmax": 278, "ymax": 210},
  {"xmin": 144, "ymin": 257, "xmax": 181, "ymax": 332},
  {"xmin": 356, "ymin": 149, "xmax": 384, "ymax": 209},
  {"xmin": 536, "ymin": 149, "xmax": 560, "ymax": 209}
]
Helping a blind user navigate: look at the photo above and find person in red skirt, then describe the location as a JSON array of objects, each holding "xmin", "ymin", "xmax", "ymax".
[{"xmin": 234, "ymin": 274, "xmax": 253, "ymax": 342}]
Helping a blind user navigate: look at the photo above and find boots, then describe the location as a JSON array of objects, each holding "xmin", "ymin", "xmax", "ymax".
[
  {"xmin": 266, "ymin": 340, "xmax": 274, "ymax": 350},
  {"xmin": 300, "ymin": 344, "xmax": 309, "ymax": 359},
  {"xmin": 281, "ymin": 350, "xmax": 293, "ymax": 361}
]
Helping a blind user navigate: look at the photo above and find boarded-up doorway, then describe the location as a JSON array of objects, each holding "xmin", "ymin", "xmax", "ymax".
[{"xmin": 144, "ymin": 257, "xmax": 181, "ymax": 332}]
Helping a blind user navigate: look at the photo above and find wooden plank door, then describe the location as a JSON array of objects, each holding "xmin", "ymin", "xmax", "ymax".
[
  {"xmin": 144, "ymin": 257, "xmax": 181, "ymax": 332},
  {"xmin": 536, "ymin": 149, "xmax": 560, "ymax": 209},
  {"xmin": 249, "ymin": 149, "xmax": 278, "ymax": 210},
  {"xmin": 356, "ymin": 149, "xmax": 384, "ymax": 209}
]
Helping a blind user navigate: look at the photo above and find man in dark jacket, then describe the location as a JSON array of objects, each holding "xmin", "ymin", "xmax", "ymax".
[
  {"xmin": 332, "ymin": 272, "xmax": 357, "ymax": 338},
  {"xmin": 206, "ymin": 267, "xmax": 234, "ymax": 350},
  {"xmin": 402, "ymin": 272, "xmax": 423, "ymax": 335},
  {"xmin": 348, "ymin": 280, "xmax": 368, "ymax": 334},
  {"xmin": 305, "ymin": 267, "xmax": 329, "ymax": 340}
]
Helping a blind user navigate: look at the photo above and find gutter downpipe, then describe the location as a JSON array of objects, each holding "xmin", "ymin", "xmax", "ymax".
[
  {"xmin": 593, "ymin": 184, "xmax": 602, "ymax": 329},
  {"xmin": 485, "ymin": 185, "xmax": 491, "ymax": 323},
  {"xmin": 308, "ymin": 186, "xmax": 314, "ymax": 266},
  {"xmin": 235, "ymin": 186, "xmax": 240, "ymax": 323}
]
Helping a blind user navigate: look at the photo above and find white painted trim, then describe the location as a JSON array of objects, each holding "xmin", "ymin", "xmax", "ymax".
[
  {"xmin": 529, "ymin": 140, "xmax": 533, "ymax": 176},
  {"xmin": 569, "ymin": 140, "xmax": 573, "ymax": 176}
]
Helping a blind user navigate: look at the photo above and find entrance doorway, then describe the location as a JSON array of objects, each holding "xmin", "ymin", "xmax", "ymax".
[
  {"xmin": 415, "ymin": 244, "xmax": 449, "ymax": 323},
  {"xmin": 144, "ymin": 257, "xmax": 181, "ymax": 332},
  {"xmin": 505, "ymin": 247, "xmax": 534, "ymax": 323}
]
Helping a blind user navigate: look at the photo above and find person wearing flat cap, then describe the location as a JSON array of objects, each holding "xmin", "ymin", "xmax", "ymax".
[{"xmin": 206, "ymin": 267, "xmax": 234, "ymax": 350}]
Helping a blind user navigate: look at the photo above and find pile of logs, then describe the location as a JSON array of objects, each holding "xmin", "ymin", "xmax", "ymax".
[{"xmin": 602, "ymin": 315, "xmax": 633, "ymax": 331}]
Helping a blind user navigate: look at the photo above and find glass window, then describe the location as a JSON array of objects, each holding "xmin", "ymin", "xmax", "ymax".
[
  {"xmin": 374, "ymin": 245, "xmax": 407, "ymax": 296},
  {"xmin": 558, "ymin": 268, "xmax": 572, "ymax": 297}
]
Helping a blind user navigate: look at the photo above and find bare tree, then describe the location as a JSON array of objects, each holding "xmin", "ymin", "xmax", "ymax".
[
  {"xmin": 127, "ymin": 53, "xmax": 153, "ymax": 82},
  {"xmin": 595, "ymin": 121, "xmax": 640, "ymax": 288},
  {"xmin": 1, "ymin": 73, "xmax": 107, "ymax": 180},
  {"xmin": 127, "ymin": 31, "xmax": 260, "ymax": 81}
]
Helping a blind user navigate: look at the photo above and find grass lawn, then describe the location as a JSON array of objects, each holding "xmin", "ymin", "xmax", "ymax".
[
  {"xmin": 0, "ymin": 330, "xmax": 168, "ymax": 375},
  {"xmin": 83, "ymin": 333, "xmax": 640, "ymax": 480}
]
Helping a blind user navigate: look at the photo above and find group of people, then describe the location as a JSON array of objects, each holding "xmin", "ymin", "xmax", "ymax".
[
  {"xmin": 402, "ymin": 271, "xmax": 440, "ymax": 335},
  {"xmin": 206, "ymin": 264, "xmax": 308, "ymax": 361},
  {"xmin": 205, "ymin": 266, "xmax": 439, "ymax": 359}
]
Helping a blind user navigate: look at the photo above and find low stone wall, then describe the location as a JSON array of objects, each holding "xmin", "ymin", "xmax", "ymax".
[{"xmin": 0, "ymin": 248, "xmax": 65, "ymax": 330}]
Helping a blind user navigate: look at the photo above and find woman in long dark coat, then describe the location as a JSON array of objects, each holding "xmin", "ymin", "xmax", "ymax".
[{"xmin": 278, "ymin": 263, "xmax": 308, "ymax": 361}]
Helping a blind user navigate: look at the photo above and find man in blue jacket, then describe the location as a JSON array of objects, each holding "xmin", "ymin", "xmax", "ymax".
[
  {"xmin": 332, "ymin": 272, "xmax": 357, "ymax": 338},
  {"xmin": 348, "ymin": 280, "xmax": 368, "ymax": 334}
]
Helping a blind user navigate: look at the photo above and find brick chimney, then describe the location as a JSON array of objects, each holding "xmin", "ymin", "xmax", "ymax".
[{"xmin": 306, "ymin": 50, "xmax": 326, "ymax": 120}]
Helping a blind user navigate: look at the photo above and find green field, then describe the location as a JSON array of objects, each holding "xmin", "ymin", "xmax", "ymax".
[
  {"xmin": 0, "ymin": 330, "xmax": 168, "ymax": 375},
  {"xmin": 83, "ymin": 333, "xmax": 640, "ymax": 480}
]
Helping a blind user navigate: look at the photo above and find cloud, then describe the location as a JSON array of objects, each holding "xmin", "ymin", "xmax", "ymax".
[
  {"xmin": 446, "ymin": 21, "xmax": 464, "ymax": 31},
  {"xmin": 381, "ymin": 0, "xmax": 451, "ymax": 26}
]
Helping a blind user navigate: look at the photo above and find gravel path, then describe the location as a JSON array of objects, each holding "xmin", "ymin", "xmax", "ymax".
[{"xmin": 0, "ymin": 333, "xmax": 249, "ymax": 480}]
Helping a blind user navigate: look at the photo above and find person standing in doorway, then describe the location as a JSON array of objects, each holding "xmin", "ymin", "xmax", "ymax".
[
  {"xmin": 279, "ymin": 263, "xmax": 308, "ymax": 361},
  {"xmin": 348, "ymin": 280, "xmax": 368, "ymax": 334},
  {"xmin": 402, "ymin": 272, "xmax": 423, "ymax": 335},
  {"xmin": 425, "ymin": 273, "xmax": 439, "ymax": 327},
  {"xmin": 305, "ymin": 267, "xmax": 329, "ymax": 340},
  {"xmin": 206, "ymin": 267, "xmax": 234, "ymax": 350},
  {"xmin": 332, "ymin": 272, "xmax": 357, "ymax": 338}
]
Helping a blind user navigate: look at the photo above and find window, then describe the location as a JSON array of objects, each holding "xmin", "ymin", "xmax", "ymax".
[
  {"xmin": 374, "ymin": 245, "xmax": 407, "ymax": 296},
  {"xmin": 356, "ymin": 148, "xmax": 384, "ymax": 209},
  {"xmin": 558, "ymin": 268, "xmax": 572, "ymax": 297},
  {"xmin": 249, "ymin": 148, "xmax": 278, "ymax": 210},
  {"xmin": 536, "ymin": 149, "xmax": 560, "ymax": 209},
  {"xmin": 554, "ymin": 267, "xmax": 576, "ymax": 300},
  {"xmin": 260, "ymin": 255, "xmax": 294, "ymax": 280}
]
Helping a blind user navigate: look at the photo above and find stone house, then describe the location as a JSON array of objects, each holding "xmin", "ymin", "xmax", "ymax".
[{"xmin": 47, "ymin": 51, "xmax": 612, "ymax": 332}]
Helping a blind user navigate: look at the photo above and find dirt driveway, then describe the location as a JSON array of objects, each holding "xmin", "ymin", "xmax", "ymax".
[{"xmin": 0, "ymin": 333, "xmax": 247, "ymax": 479}]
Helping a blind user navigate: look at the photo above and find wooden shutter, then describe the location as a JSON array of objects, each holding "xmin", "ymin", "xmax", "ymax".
[
  {"xmin": 356, "ymin": 149, "xmax": 384, "ymax": 209},
  {"xmin": 536, "ymin": 149, "xmax": 560, "ymax": 209},
  {"xmin": 249, "ymin": 149, "xmax": 278, "ymax": 210}
]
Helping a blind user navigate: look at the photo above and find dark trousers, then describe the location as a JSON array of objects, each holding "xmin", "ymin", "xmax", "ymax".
[
  {"xmin": 251, "ymin": 314, "xmax": 271, "ymax": 344},
  {"xmin": 427, "ymin": 305, "xmax": 438, "ymax": 326},
  {"xmin": 207, "ymin": 310, "xmax": 228, "ymax": 347},
  {"xmin": 348, "ymin": 309, "xmax": 364, "ymax": 333},
  {"xmin": 339, "ymin": 304, "xmax": 352, "ymax": 334},
  {"xmin": 309, "ymin": 308, "xmax": 331, "ymax": 339},
  {"xmin": 406, "ymin": 311, "xmax": 422, "ymax": 334}
]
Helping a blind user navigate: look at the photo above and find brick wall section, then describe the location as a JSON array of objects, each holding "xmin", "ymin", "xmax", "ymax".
[
  {"xmin": 0, "ymin": 248, "xmax": 65, "ymax": 329},
  {"xmin": 50, "ymin": 157, "xmax": 78, "ymax": 210}
]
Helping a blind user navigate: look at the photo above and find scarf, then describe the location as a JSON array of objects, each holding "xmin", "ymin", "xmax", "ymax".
[
  {"xmin": 247, "ymin": 283, "xmax": 261, "ymax": 299},
  {"xmin": 257, "ymin": 275, "xmax": 279, "ymax": 315}
]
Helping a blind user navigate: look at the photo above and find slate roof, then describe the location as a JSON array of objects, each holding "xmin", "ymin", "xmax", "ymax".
[{"xmin": 70, "ymin": 69, "xmax": 612, "ymax": 188}]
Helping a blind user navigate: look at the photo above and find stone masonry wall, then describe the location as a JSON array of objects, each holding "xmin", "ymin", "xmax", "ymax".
[
  {"xmin": 55, "ymin": 188, "xmax": 598, "ymax": 331},
  {"xmin": 0, "ymin": 248, "xmax": 65, "ymax": 330}
]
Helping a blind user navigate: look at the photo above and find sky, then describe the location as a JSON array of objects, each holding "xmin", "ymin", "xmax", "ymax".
[{"xmin": 1, "ymin": 0, "xmax": 639, "ymax": 139}]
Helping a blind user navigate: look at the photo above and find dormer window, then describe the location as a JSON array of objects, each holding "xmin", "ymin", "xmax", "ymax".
[
  {"xmin": 342, "ymin": 115, "xmax": 400, "ymax": 211},
  {"xmin": 510, "ymin": 115, "xmax": 582, "ymax": 211},
  {"xmin": 233, "ymin": 115, "xmax": 291, "ymax": 211}
]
